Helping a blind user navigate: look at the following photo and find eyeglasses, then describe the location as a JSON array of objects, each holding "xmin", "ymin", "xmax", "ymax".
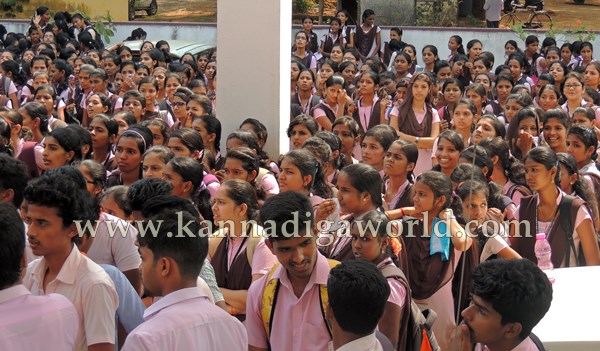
[
  {"xmin": 172, "ymin": 102, "xmax": 186, "ymax": 107},
  {"xmin": 565, "ymin": 83, "xmax": 582, "ymax": 89}
]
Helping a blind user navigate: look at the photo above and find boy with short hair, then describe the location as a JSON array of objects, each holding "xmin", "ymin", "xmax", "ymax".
[
  {"xmin": 0, "ymin": 201, "xmax": 79, "ymax": 351},
  {"xmin": 327, "ymin": 260, "xmax": 390, "ymax": 351},
  {"xmin": 23, "ymin": 175, "xmax": 119, "ymax": 351},
  {"xmin": 246, "ymin": 191, "xmax": 337, "ymax": 351},
  {"xmin": 122, "ymin": 209, "xmax": 247, "ymax": 350},
  {"xmin": 449, "ymin": 259, "xmax": 553, "ymax": 351}
]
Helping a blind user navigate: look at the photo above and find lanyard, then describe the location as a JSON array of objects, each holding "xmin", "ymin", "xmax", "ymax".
[
  {"xmin": 298, "ymin": 93, "xmax": 313, "ymax": 115},
  {"xmin": 358, "ymin": 97, "xmax": 377, "ymax": 131}
]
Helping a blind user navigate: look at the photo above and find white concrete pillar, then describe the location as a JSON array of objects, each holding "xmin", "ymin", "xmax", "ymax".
[{"xmin": 216, "ymin": 0, "xmax": 292, "ymax": 158}]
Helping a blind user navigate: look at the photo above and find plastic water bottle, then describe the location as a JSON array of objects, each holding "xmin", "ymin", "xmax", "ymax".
[{"xmin": 534, "ymin": 233, "xmax": 555, "ymax": 284}]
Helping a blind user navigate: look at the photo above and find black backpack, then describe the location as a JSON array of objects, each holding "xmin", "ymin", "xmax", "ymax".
[
  {"xmin": 380, "ymin": 265, "xmax": 440, "ymax": 351},
  {"xmin": 83, "ymin": 25, "xmax": 104, "ymax": 49}
]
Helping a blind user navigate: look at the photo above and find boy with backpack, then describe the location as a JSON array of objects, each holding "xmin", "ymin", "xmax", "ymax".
[{"xmin": 245, "ymin": 191, "xmax": 338, "ymax": 351}]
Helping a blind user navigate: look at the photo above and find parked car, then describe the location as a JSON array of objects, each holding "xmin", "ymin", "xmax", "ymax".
[
  {"xmin": 128, "ymin": 0, "xmax": 158, "ymax": 21},
  {"xmin": 109, "ymin": 40, "xmax": 214, "ymax": 61}
]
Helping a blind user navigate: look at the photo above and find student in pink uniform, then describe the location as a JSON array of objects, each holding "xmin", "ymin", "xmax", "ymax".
[
  {"xmin": 123, "ymin": 209, "xmax": 247, "ymax": 351},
  {"xmin": 246, "ymin": 191, "xmax": 336, "ymax": 351}
]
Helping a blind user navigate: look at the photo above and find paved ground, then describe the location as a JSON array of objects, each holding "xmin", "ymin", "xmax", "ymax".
[
  {"xmin": 15, "ymin": 0, "xmax": 600, "ymax": 30},
  {"xmin": 544, "ymin": 0, "xmax": 600, "ymax": 30}
]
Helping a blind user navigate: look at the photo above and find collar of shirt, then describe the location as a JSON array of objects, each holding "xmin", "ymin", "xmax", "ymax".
[
  {"xmin": 30, "ymin": 244, "xmax": 81, "ymax": 288},
  {"xmin": 143, "ymin": 287, "xmax": 210, "ymax": 320},
  {"xmin": 535, "ymin": 187, "xmax": 564, "ymax": 206},
  {"xmin": 330, "ymin": 332, "xmax": 382, "ymax": 351},
  {"xmin": 0, "ymin": 284, "xmax": 31, "ymax": 304},
  {"xmin": 478, "ymin": 336, "xmax": 537, "ymax": 351},
  {"xmin": 271, "ymin": 251, "xmax": 330, "ymax": 294}
]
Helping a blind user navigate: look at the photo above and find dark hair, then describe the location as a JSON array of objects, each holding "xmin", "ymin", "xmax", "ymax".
[
  {"xmin": 0, "ymin": 117, "xmax": 11, "ymax": 156},
  {"xmin": 507, "ymin": 52, "xmax": 529, "ymax": 70},
  {"xmin": 451, "ymin": 163, "xmax": 487, "ymax": 185},
  {"xmin": 167, "ymin": 156, "xmax": 213, "ymax": 223},
  {"xmin": 123, "ymin": 90, "xmax": 146, "ymax": 109},
  {"xmin": 389, "ymin": 139, "xmax": 419, "ymax": 182},
  {"xmin": 119, "ymin": 124, "xmax": 153, "ymax": 155},
  {"xmin": 442, "ymin": 78, "xmax": 464, "ymax": 94},
  {"xmin": 143, "ymin": 145, "xmax": 175, "ymax": 165},
  {"xmin": 91, "ymin": 114, "xmax": 119, "ymax": 146},
  {"xmin": 0, "ymin": 201, "xmax": 25, "ymax": 289},
  {"xmin": 0, "ymin": 154, "xmax": 28, "ymax": 207},
  {"xmin": 80, "ymin": 159, "xmax": 107, "ymax": 192},
  {"xmin": 287, "ymin": 114, "xmax": 318, "ymax": 138},
  {"xmin": 478, "ymin": 114, "xmax": 506, "ymax": 139},
  {"xmin": 66, "ymin": 124, "xmax": 93, "ymax": 160},
  {"xmin": 524, "ymin": 146, "xmax": 560, "ymax": 185},
  {"xmin": 240, "ymin": 118, "xmax": 267, "ymax": 145},
  {"xmin": 361, "ymin": 9, "xmax": 375, "ymax": 22},
  {"xmin": 225, "ymin": 147, "xmax": 260, "ymax": 182},
  {"xmin": 315, "ymin": 131, "xmax": 344, "ymax": 170},
  {"xmin": 221, "ymin": 179, "xmax": 260, "ymax": 221},
  {"xmin": 471, "ymin": 259, "xmax": 552, "ymax": 340},
  {"xmin": 187, "ymin": 94, "xmax": 213, "ymax": 116},
  {"xmin": 437, "ymin": 129, "xmax": 465, "ymax": 154},
  {"xmin": 127, "ymin": 178, "xmax": 173, "ymax": 212},
  {"xmin": 25, "ymin": 174, "xmax": 98, "ymax": 229},
  {"xmin": 332, "ymin": 116, "xmax": 360, "ymax": 138},
  {"xmin": 467, "ymin": 39, "xmax": 482, "ymax": 53},
  {"xmin": 340, "ymin": 163, "xmax": 383, "ymax": 209},
  {"xmin": 1, "ymin": 60, "xmax": 27, "ymax": 86},
  {"xmin": 478, "ymin": 137, "xmax": 528, "ymax": 187},
  {"xmin": 557, "ymin": 152, "xmax": 599, "ymax": 225},
  {"xmin": 505, "ymin": 39, "xmax": 521, "ymax": 53},
  {"xmin": 20, "ymin": 101, "xmax": 48, "ymax": 135},
  {"xmin": 139, "ymin": 196, "xmax": 199, "ymax": 223},
  {"xmin": 138, "ymin": 209, "xmax": 207, "ymax": 280},
  {"xmin": 194, "ymin": 114, "xmax": 222, "ymax": 152},
  {"xmin": 100, "ymin": 185, "xmax": 132, "ymax": 217},
  {"xmin": 260, "ymin": 191, "xmax": 313, "ymax": 242},
  {"xmin": 328, "ymin": 259, "xmax": 390, "ymax": 335},
  {"xmin": 416, "ymin": 170, "xmax": 462, "ymax": 215},
  {"xmin": 460, "ymin": 146, "xmax": 493, "ymax": 179},
  {"xmin": 113, "ymin": 111, "xmax": 137, "ymax": 127},
  {"xmin": 140, "ymin": 118, "xmax": 170, "ymax": 145},
  {"xmin": 139, "ymin": 76, "xmax": 159, "ymax": 91},
  {"xmin": 47, "ymin": 127, "xmax": 83, "ymax": 165},
  {"xmin": 169, "ymin": 128, "xmax": 204, "ymax": 158},
  {"xmin": 282, "ymin": 149, "xmax": 333, "ymax": 199},
  {"xmin": 542, "ymin": 108, "xmax": 570, "ymax": 129},
  {"xmin": 363, "ymin": 125, "xmax": 397, "ymax": 153},
  {"xmin": 568, "ymin": 125, "xmax": 598, "ymax": 162},
  {"xmin": 450, "ymin": 35, "xmax": 466, "ymax": 55}
]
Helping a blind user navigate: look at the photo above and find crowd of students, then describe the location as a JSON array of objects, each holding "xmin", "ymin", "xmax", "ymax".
[{"xmin": 0, "ymin": 5, "xmax": 597, "ymax": 351}]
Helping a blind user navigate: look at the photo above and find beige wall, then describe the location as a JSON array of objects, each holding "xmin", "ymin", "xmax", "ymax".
[
  {"xmin": 216, "ymin": 0, "xmax": 292, "ymax": 157},
  {"xmin": 23, "ymin": 0, "xmax": 129, "ymax": 21}
]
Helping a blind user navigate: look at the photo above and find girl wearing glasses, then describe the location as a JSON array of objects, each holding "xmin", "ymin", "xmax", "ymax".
[{"xmin": 562, "ymin": 72, "xmax": 600, "ymax": 120}]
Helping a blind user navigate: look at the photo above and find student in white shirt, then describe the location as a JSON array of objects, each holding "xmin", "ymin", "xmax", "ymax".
[
  {"xmin": 0, "ymin": 201, "xmax": 79, "ymax": 351},
  {"xmin": 122, "ymin": 208, "xmax": 247, "ymax": 351},
  {"xmin": 23, "ymin": 174, "xmax": 119, "ymax": 351}
]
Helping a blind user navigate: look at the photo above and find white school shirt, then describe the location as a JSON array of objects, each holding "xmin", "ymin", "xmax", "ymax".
[
  {"xmin": 24, "ymin": 245, "xmax": 119, "ymax": 351},
  {"xmin": 122, "ymin": 287, "xmax": 247, "ymax": 351}
]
